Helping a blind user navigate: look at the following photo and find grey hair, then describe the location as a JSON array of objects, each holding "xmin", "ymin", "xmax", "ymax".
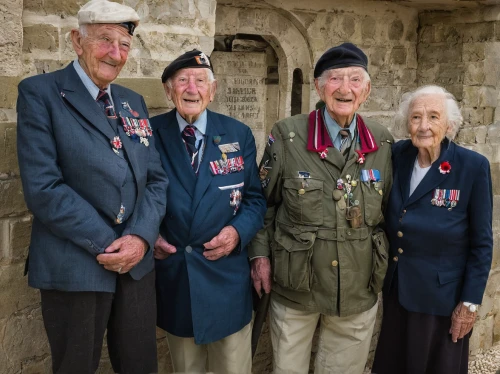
[
  {"xmin": 316, "ymin": 68, "xmax": 371, "ymax": 93},
  {"xmin": 394, "ymin": 85, "xmax": 462, "ymax": 140},
  {"xmin": 79, "ymin": 24, "xmax": 89, "ymax": 38},
  {"xmin": 165, "ymin": 69, "xmax": 216, "ymax": 89}
]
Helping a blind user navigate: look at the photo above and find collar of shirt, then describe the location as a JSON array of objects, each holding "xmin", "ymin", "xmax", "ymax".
[
  {"xmin": 73, "ymin": 59, "xmax": 113, "ymax": 103},
  {"xmin": 176, "ymin": 110, "xmax": 207, "ymax": 147},
  {"xmin": 323, "ymin": 108, "xmax": 357, "ymax": 149}
]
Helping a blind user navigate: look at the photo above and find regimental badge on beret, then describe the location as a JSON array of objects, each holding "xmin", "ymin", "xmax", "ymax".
[
  {"xmin": 195, "ymin": 52, "xmax": 211, "ymax": 67},
  {"xmin": 161, "ymin": 49, "xmax": 214, "ymax": 83}
]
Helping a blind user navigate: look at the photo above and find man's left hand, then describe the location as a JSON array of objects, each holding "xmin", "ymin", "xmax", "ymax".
[
  {"xmin": 97, "ymin": 234, "xmax": 147, "ymax": 273},
  {"xmin": 203, "ymin": 226, "xmax": 239, "ymax": 261},
  {"xmin": 449, "ymin": 302, "xmax": 477, "ymax": 343}
]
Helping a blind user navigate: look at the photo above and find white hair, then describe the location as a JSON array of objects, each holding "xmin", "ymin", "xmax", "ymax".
[
  {"xmin": 316, "ymin": 68, "xmax": 371, "ymax": 93},
  {"xmin": 394, "ymin": 85, "xmax": 463, "ymax": 140},
  {"xmin": 79, "ymin": 24, "xmax": 89, "ymax": 38},
  {"xmin": 165, "ymin": 68, "xmax": 216, "ymax": 89}
]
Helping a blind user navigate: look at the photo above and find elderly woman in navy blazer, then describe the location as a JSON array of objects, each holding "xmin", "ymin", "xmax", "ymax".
[{"xmin": 372, "ymin": 85, "xmax": 493, "ymax": 374}]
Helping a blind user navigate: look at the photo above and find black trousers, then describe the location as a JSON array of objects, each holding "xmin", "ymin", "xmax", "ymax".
[
  {"xmin": 40, "ymin": 270, "xmax": 157, "ymax": 374},
  {"xmin": 372, "ymin": 277, "xmax": 469, "ymax": 374}
]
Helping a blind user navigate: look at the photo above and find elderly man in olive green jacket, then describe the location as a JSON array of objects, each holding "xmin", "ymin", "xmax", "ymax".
[{"xmin": 250, "ymin": 43, "xmax": 393, "ymax": 374}]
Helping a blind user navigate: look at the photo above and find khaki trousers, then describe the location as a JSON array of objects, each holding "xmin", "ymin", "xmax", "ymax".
[
  {"xmin": 270, "ymin": 298, "xmax": 378, "ymax": 374},
  {"xmin": 166, "ymin": 322, "xmax": 252, "ymax": 374}
]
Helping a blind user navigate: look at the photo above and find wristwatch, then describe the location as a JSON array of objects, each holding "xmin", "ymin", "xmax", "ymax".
[{"xmin": 463, "ymin": 302, "xmax": 479, "ymax": 313}]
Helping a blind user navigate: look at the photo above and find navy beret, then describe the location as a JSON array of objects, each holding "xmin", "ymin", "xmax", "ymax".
[
  {"xmin": 161, "ymin": 49, "xmax": 214, "ymax": 83},
  {"xmin": 314, "ymin": 43, "xmax": 368, "ymax": 78}
]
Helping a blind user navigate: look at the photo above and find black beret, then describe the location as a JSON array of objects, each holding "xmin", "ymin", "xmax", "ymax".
[
  {"xmin": 161, "ymin": 49, "xmax": 214, "ymax": 83},
  {"xmin": 314, "ymin": 43, "xmax": 368, "ymax": 78}
]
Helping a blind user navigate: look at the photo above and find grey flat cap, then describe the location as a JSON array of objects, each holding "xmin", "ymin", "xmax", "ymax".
[{"xmin": 78, "ymin": 0, "xmax": 140, "ymax": 35}]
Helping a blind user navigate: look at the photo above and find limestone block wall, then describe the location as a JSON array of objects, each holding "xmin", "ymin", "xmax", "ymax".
[
  {"xmin": 2, "ymin": 0, "xmax": 500, "ymax": 372},
  {"xmin": 417, "ymin": 6, "xmax": 500, "ymax": 356},
  {"xmin": 1, "ymin": 0, "xmax": 216, "ymax": 373}
]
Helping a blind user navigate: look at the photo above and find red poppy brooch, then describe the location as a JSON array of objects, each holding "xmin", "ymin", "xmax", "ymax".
[{"xmin": 438, "ymin": 161, "xmax": 451, "ymax": 174}]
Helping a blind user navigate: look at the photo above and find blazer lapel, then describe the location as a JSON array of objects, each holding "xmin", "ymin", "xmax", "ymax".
[
  {"xmin": 405, "ymin": 140, "xmax": 456, "ymax": 206},
  {"xmin": 58, "ymin": 64, "xmax": 116, "ymax": 142},
  {"xmin": 156, "ymin": 111, "xmax": 197, "ymax": 198},
  {"xmin": 191, "ymin": 111, "xmax": 226, "ymax": 219}
]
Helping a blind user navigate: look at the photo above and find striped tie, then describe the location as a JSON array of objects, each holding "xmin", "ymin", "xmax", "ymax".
[
  {"xmin": 96, "ymin": 90, "xmax": 116, "ymax": 118},
  {"xmin": 182, "ymin": 125, "xmax": 199, "ymax": 173},
  {"xmin": 339, "ymin": 129, "xmax": 351, "ymax": 153}
]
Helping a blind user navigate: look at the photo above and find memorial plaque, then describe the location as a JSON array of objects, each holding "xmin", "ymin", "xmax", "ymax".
[{"xmin": 209, "ymin": 52, "xmax": 267, "ymax": 160}]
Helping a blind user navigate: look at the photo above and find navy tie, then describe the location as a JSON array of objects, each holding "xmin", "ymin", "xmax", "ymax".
[
  {"xmin": 182, "ymin": 125, "xmax": 200, "ymax": 173},
  {"xmin": 96, "ymin": 90, "xmax": 116, "ymax": 118}
]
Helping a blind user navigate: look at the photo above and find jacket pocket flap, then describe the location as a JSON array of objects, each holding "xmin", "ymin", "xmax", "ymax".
[
  {"xmin": 283, "ymin": 178, "xmax": 323, "ymax": 192},
  {"xmin": 274, "ymin": 229, "xmax": 315, "ymax": 252},
  {"xmin": 438, "ymin": 269, "xmax": 464, "ymax": 285}
]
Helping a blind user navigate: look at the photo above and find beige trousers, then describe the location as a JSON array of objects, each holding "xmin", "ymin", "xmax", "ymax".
[
  {"xmin": 270, "ymin": 298, "xmax": 378, "ymax": 374},
  {"xmin": 166, "ymin": 322, "xmax": 252, "ymax": 374}
]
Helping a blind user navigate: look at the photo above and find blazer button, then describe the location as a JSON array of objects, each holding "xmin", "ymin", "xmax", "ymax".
[
  {"xmin": 398, "ymin": 248, "xmax": 403, "ymax": 254},
  {"xmin": 186, "ymin": 245, "xmax": 193, "ymax": 253},
  {"xmin": 331, "ymin": 260, "xmax": 338, "ymax": 267},
  {"xmin": 393, "ymin": 256, "xmax": 399, "ymax": 262},
  {"xmin": 397, "ymin": 231, "xmax": 403, "ymax": 237}
]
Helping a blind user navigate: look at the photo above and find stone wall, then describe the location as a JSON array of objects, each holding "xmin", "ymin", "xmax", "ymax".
[
  {"xmin": 1, "ymin": 0, "xmax": 216, "ymax": 373},
  {"xmin": 417, "ymin": 6, "xmax": 500, "ymax": 356},
  {"xmin": 1, "ymin": 0, "xmax": 500, "ymax": 373}
]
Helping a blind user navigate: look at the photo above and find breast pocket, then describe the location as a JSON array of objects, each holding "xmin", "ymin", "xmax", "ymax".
[
  {"xmin": 360, "ymin": 181, "xmax": 384, "ymax": 226},
  {"xmin": 283, "ymin": 178, "xmax": 324, "ymax": 226}
]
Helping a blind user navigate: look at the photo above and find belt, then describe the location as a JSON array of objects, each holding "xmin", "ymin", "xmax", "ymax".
[{"xmin": 316, "ymin": 227, "xmax": 369, "ymax": 242}]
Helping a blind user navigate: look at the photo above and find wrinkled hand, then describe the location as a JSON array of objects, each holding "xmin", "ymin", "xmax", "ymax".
[
  {"xmin": 154, "ymin": 235, "xmax": 177, "ymax": 260},
  {"xmin": 450, "ymin": 302, "xmax": 477, "ymax": 342},
  {"xmin": 203, "ymin": 226, "xmax": 239, "ymax": 261},
  {"xmin": 97, "ymin": 234, "xmax": 147, "ymax": 274},
  {"xmin": 251, "ymin": 257, "xmax": 272, "ymax": 297}
]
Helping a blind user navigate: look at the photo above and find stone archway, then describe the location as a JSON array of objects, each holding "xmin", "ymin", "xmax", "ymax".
[{"xmin": 214, "ymin": 5, "xmax": 314, "ymax": 121}]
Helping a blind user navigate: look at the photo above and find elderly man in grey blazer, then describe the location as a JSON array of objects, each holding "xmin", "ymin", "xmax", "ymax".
[{"xmin": 16, "ymin": 1, "xmax": 168, "ymax": 373}]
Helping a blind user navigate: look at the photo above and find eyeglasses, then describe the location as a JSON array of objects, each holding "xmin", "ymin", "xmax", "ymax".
[{"xmin": 325, "ymin": 74, "xmax": 364, "ymax": 89}]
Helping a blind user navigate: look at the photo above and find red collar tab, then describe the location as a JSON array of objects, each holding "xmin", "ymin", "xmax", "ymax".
[{"xmin": 307, "ymin": 109, "xmax": 378, "ymax": 155}]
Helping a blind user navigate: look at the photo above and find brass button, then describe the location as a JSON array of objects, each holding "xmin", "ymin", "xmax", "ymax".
[
  {"xmin": 397, "ymin": 231, "xmax": 403, "ymax": 238},
  {"xmin": 186, "ymin": 245, "xmax": 193, "ymax": 253},
  {"xmin": 331, "ymin": 260, "xmax": 338, "ymax": 267},
  {"xmin": 298, "ymin": 189, "xmax": 305, "ymax": 195},
  {"xmin": 347, "ymin": 229, "xmax": 352, "ymax": 236},
  {"xmin": 332, "ymin": 190, "xmax": 343, "ymax": 201},
  {"xmin": 378, "ymin": 190, "xmax": 383, "ymax": 196},
  {"xmin": 403, "ymin": 209, "xmax": 407, "ymax": 213},
  {"xmin": 393, "ymin": 256, "xmax": 399, "ymax": 262},
  {"xmin": 398, "ymin": 248, "xmax": 403, "ymax": 254},
  {"xmin": 351, "ymin": 180, "xmax": 357, "ymax": 187}
]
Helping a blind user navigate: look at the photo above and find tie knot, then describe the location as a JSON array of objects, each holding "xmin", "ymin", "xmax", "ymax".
[
  {"xmin": 339, "ymin": 129, "xmax": 350, "ymax": 139},
  {"xmin": 182, "ymin": 125, "xmax": 197, "ymax": 146},
  {"xmin": 97, "ymin": 90, "xmax": 109, "ymax": 102}
]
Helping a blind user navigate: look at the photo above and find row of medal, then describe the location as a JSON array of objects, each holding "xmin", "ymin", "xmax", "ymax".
[
  {"xmin": 431, "ymin": 189, "xmax": 460, "ymax": 208},
  {"xmin": 209, "ymin": 155, "xmax": 244, "ymax": 175}
]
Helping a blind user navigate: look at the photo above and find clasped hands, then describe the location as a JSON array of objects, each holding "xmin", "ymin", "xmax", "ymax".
[
  {"xmin": 153, "ymin": 226, "xmax": 240, "ymax": 261},
  {"xmin": 97, "ymin": 234, "xmax": 147, "ymax": 274},
  {"xmin": 449, "ymin": 302, "xmax": 477, "ymax": 343}
]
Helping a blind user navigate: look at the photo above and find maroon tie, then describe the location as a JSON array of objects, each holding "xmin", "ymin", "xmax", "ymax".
[
  {"xmin": 182, "ymin": 125, "xmax": 199, "ymax": 173},
  {"xmin": 96, "ymin": 90, "xmax": 116, "ymax": 118}
]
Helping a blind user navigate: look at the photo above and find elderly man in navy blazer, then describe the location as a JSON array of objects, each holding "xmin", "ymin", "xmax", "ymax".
[
  {"xmin": 16, "ymin": 1, "xmax": 168, "ymax": 373},
  {"xmin": 151, "ymin": 50, "xmax": 266, "ymax": 374}
]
